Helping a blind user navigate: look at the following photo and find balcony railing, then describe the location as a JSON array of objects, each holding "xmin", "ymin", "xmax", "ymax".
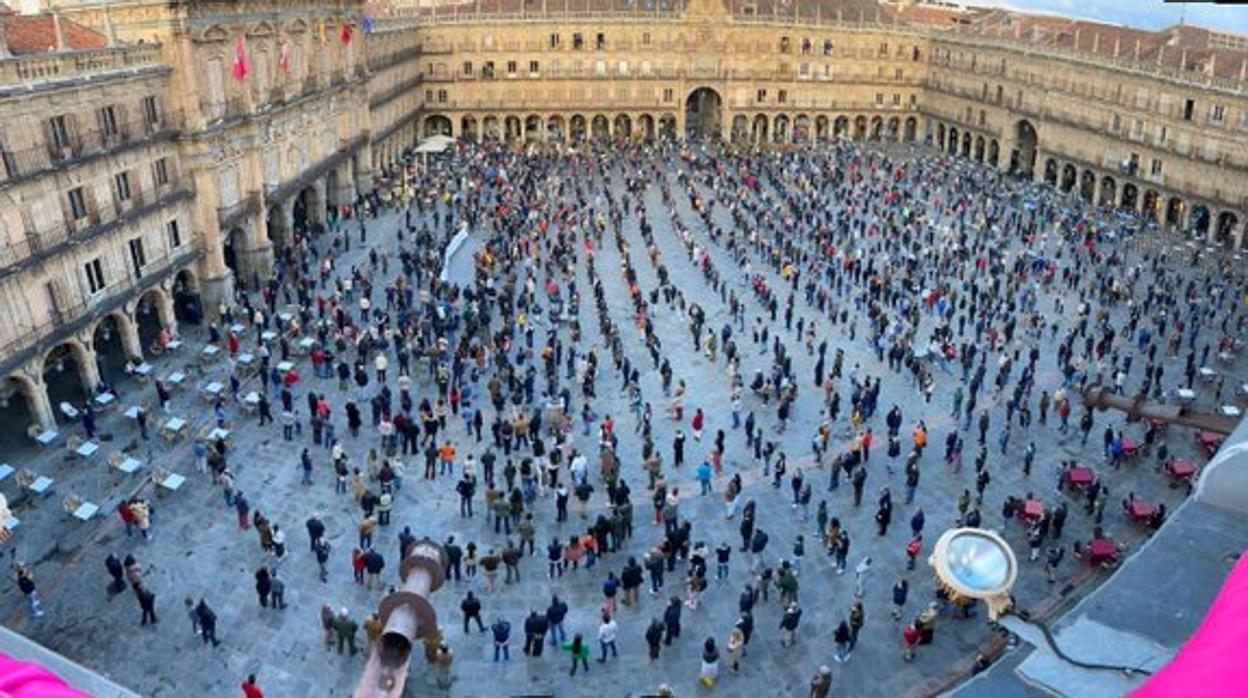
[
  {"xmin": 0, "ymin": 110, "xmax": 182, "ymax": 188},
  {"xmin": 0, "ymin": 43, "xmax": 165, "ymax": 91}
]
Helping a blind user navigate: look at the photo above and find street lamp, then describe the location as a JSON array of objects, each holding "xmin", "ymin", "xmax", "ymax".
[{"xmin": 928, "ymin": 527, "xmax": 1018, "ymax": 621}]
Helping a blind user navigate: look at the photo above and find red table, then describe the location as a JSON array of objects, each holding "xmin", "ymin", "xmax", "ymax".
[
  {"xmin": 1127, "ymin": 500, "xmax": 1157, "ymax": 521},
  {"xmin": 1088, "ymin": 538, "xmax": 1118, "ymax": 564},
  {"xmin": 1022, "ymin": 500, "xmax": 1044, "ymax": 522},
  {"xmin": 1120, "ymin": 437, "xmax": 1138, "ymax": 457},
  {"xmin": 1197, "ymin": 431, "xmax": 1223, "ymax": 452},
  {"xmin": 1168, "ymin": 459, "xmax": 1197, "ymax": 481},
  {"xmin": 1066, "ymin": 467, "xmax": 1095, "ymax": 488}
]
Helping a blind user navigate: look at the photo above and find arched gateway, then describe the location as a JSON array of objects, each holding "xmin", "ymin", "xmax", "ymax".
[{"xmin": 685, "ymin": 87, "xmax": 722, "ymax": 140}]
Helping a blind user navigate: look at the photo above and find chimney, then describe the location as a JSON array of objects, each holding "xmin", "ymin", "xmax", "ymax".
[
  {"xmin": 0, "ymin": 26, "xmax": 9, "ymax": 59},
  {"xmin": 1074, "ymin": 27, "xmax": 1081, "ymax": 49},
  {"xmin": 1239, "ymin": 57, "xmax": 1246, "ymax": 82},
  {"xmin": 104, "ymin": 5, "xmax": 118, "ymax": 47},
  {"xmin": 1092, "ymin": 33, "xmax": 1100, "ymax": 54},
  {"xmin": 1180, "ymin": 48, "xmax": 1187, "ymax": 70},
  {"xmin": 51, "ymin": 11, "xmax": 66, "ymax": 51},
  {"xmin": 1134, "ymin": 37, "xmax": 1141, "ymax": 60},
  {"xmin": 1113, "ymin": 37, "xmax": 1120, "ymax": 58},
  {"xmin": 1208, "ymin": 52, "xmax": 1216, "ymax": 76}
]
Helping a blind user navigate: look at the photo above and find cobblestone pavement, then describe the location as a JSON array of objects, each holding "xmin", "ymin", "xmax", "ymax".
[{"xmin": 0, "ymin": 144, "xmax": 1235, "ymax": 698}]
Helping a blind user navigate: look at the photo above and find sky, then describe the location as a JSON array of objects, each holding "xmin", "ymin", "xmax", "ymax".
[{"xmin": 959, "ymin": 0, "xmax": 1248, "ymax": 35}]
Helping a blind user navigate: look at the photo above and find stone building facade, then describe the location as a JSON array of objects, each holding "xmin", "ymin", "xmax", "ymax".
[{"xmin": 0, "ymin": 0, "xmax": 1244, "ymax": 433}]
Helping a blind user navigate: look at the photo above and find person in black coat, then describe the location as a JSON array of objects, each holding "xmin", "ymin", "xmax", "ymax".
[
  {"xmin": 105, "ymin": 553, "xmax": 125, "ymax": 594},
  {"xmin": 662, "ymin": 596, "xmax": 682, "ymax": 645},
  {"xmin": 522, "ymin": 610, "xmax": 547, "ymax": 656},
  {"xmin": 460, "ymin": 591, "xmax": 485, "ymax": 634},
  {"xmin": 645, "ymin": 617, "xmax": 664, "ymax": 660},
  {"xmin": 254, "ymin": 568, "xmax": 272, "ymax": 607},
  {"xmin": 779, "ymin": 603, "xmax": 802, "ymax": 647}
]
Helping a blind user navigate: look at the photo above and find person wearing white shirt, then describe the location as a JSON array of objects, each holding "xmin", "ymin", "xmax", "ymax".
[{"xmin": 596, "ymin": 613, "xmax": 618, "ymax": 663}]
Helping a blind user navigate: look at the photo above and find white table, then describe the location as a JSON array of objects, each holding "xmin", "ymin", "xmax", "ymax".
[
  {"xmin": 75, "ymin": 441, "xmax": 100, "ymax": 459},
  {"xmin": 133, "ymin": 363, "xmax": 154, "ymax": 377},
  {"xmin": 164, "ymin": 417, "xmax": 188, "ymax": 436},
  {"xmin": 229, "ymin": 323, "xmax": 245, "ymax": 335},
  {"xmin": 1200, "ymin": 366, "xmax": 1217, "ymax": 381},
  {"xmin": 34, "ymin": 430, "xmax": 59, "ymax": 447},
  {"xmin": 1221, "ymin": 405, "xmax": 1242, "ymax": 418},
  {"xmin": 3, "ymin": 515, "xmax": 19, "ymax": 533},
  {"xmin": 261, "ymin": 331, "xmax": 278, "ymax": 343},
  {"xmin": 28, "ymin": 476, "xmax": 53, "ymax": 495},
  {"xmin": 116, "ymin": 457, "xmax": 142, "ymax": 474},
  {"xmin": 157, "ymin": 472, "xmax": 186, "ymax": 492},
  {"xmin": 297, "ymin": 337, "xmax": 316, "ymax": 355},
  {"xmin": 201, "ymin": 345, "xmax": 220, "ymax": 360},
  {"xmin": 72, "ymin": 502, "xmax": 99, "ymax": 521},
  {"xmin": 59, "ymin": 402, "xmax": 79, "ymax": 420},
  {"xmin": 202, "ymin": 382, "xmax": 224, "ymax": 399},
  {"xmin": 208, "ymin": 428, "xmax": 231, "ymax": 442},
  {"xmin": 237, "ymin": 353, "xmax": 255, "ymax": 366},
  {"xmin": 242, "ymin": 392, "xmax": 261, "ymax": 411},
  {"xmin": 165, "ymin": 339, "xmax": 183, "ymax": 352},
  {"xmin": 166, "ymin": 371, "xmax": 186, "ymax": 387},
  {"xmin": 278, "ymin": 312, "xmax": 293, "ymax": 324},
  {"xmin": 0, "ymin": 464, "xmax": 13, "ymax": 481},
  {"xmin": 1239, "ymin": 383, "xmax": 1248, "ymax": 397},
  {"xmin": 93, "ymin": 393, "xmax": 116, "ymax": 409},
  {"xmin": 276, "ymin": 361, "xmax": 295, "ymax": 374},
  {"xmin": 124, "ymin": 405, "xmax": 141, "ymax": 420},
  {"xmin": 1176, "ymin": 388, "xmax": 1196, "ymax": 403}
]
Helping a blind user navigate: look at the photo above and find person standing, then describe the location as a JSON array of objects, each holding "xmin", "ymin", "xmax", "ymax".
[
  {"xmin": 136, "ymin": 584, "xmax": 158, "ymax": 626},
  {"xmin": 254, "ymin": 568, "xmax": 272, "ymax": 608},
  {"xmin": 196, "ymin": 598, "xmax": 221, "ymax": 647},
  {"xmin": 853, "ymin": 556, "xmax": 872, "ymax": 598},
  {"xmin": 834, "ymin": 619, "xmax": 852, "ymax": 663},
  {"xmin": 597, "ymin": 612, "xmax": 618, "ymax": 663},
  {"xmin": 14, "ymin": 563, "xmax": 43, "ymax": 618},
  {"xmin": 105, "ymin": 553, "xmax": 125, "ymax": 594},
  {"xmin": 564, "ymin": 633, "xmax": 590, "ymax": 675},
  {"xmin": 699, "ymin": 636, "xmax": 720, "ymax": 688},
  {"xmin": 269, "ymin": 569, "xmax": 287, "ymax": 610},
  {"xmin": 334, "ymin": 607, "xmax": 358, "ymax": 656},
  {"xmin": 779, "ymin": 602, "xmax": 802, "ymax": 647},
  {"xmin": 491, "ymin": 617, "xmax": 511, "ymax": 661},
  {"xmin": 461, "ymin": 591, "xmax": 486, "ymax": 634},
  {"xmin": 241, "ymin": 674, "xmax": 264, "ymax": 698},
  {"xmin": 892, "ymin": 578, "xmax": 909, "ymax": 620},
  {"xmin": 810, "ymin": 665, "xmax": 833, "ymax": 697}
]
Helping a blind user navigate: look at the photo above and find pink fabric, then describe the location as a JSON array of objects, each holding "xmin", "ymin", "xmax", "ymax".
[
  {"xmin": 0, "ymin": 654, "xmax": 91, "ymax": 698},
  {"xmin": 1132, "ymin": 551, "xmax": 1248, "ymax": 697}
]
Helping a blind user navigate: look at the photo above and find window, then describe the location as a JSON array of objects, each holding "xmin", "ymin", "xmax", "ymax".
[
  {"xmin": 799, "ymin": 63, "xmax": 809, "ymax": 77},
  {"xmin": 1157, "ymin": 125, "xmax": 1167, "ymax": 146},
  {"xmin": 662, "ymin": 88, "xmax": 673, "ymax": 102},
  {"xmin": 1111, "ymin": 113, "xmax": 1121, "ymax": 132},
  {"xmin": 1135, "ymin": 87, "xmax": 1149, "ymax": 109},
  {"xmin": 595, "ymin": 33, "xmax": 606, "ymax": 50},
  {"xmin": 1183, "ymin": 98, "xmax": 1194, "ymax": 121},
  {"xmin": 779, "ymin": 37, "xmax": 790, "ymax": 53},
  {"xmin": 1131, "ymin": 118, "xmax": 1144, "ymax": 140},
  {"xmin": 894, "ymin": 68, "xmax": 903, "ymax": 80},
  {"xmin": 981, "ymin": 83, "xmax": 988, "ymax": 100},
  {"xmin": 912, "ymin": 47, "xmax": 921, "ymax": 61},
  {"xmin": 462, "ymin": 61, "xmax": 473, "ymax": 76},
  {"xmin": 978, "ymin": 108, "xmax": 985, "ymax": 125},
  {"xmin": 166, "ymin": 219, "xmax": 181, "ymax": 248},
  {"xmin": 99, "ymin": 105, "xmax": 119, "ymax": 138},
  {"xmin": 778, "ymin": 90, "xmax": 787, "ymax": 104},
  {"xmin": 823, "ymin": 40, "xmax": 834, "ymax": 56},
  {"xmin": 878, "ymin": 42, "xmax": 888, "ymax": 57},
  {"xmin": 437, "ymin": 90, "xmax": 447, "ymax": 104},
  {"xmin": 1210, "ymin": 104, "xmax": 1225, "ymax": 123},
  {"xmin": 1150, "ymin": 159, "xmax": 1163, "ymax": 176},
  {"xmin": 641, "ymin": 60, "xmax": 652, "ymax": 76},
  {"xmin": 50, "ymin": 115, "xmax": 71, "ymax": 149},
  {"xmin": 996, "ymin": 85, "xmax": 1003, "ymax": 103},
  {"xmin": 153, "ymin": 158, "xmax": 169, "ymax": 187},
  {"xmin": 875, "ymin": 92, "xmax": 884, "ymax": 105},
  {"xmin": 642, "ymin": 33, "xmax": 651, "ymax": 47},
  {"xmin": 618, "ymin": 60, "xmax": 628, "ymax": 75},
  {"xmin": 549, "ymin": 33, "xmax": 560, "ymax": 49},
  {"xmin": 801, "ymin": 38, "xmax": 812, "ymax": 55},
  {"xmin": 128, "ymin": 237, "xmax": 146, "ymax": 278},
  {"xmin": 142, "ymin": 96, "xmax": 160, "ymax": 125},
  {"xmin": 529, "ymin": 61, "xmax": 539, "ymax": 75},
  {"xmin": 506, "ymin": 61, "xmax": 517, "ymax": 76},
  {"xmin": 1203, "ymin": 138, "xmax": 1219, "ymax": 161},
  {"xmin": 114, "ymin": 171, "xmax": 131, "ymax": 202},
  {"xmin": 757, "ymin": 89, "xmax": 767, "ymax": 103},
  {"xmin": 594, "ymin": 60, "xmax": 605, "ymax": 75},
  {"xmin": 68, "ymin": 186, "xmax": 88, "ymax": 220},
  {"xmin": 425, "ymin": 89, "xmax": 433, "ymax": 102},
  {"xmin": 84, "ymin": 258, "xmax": 106, "ymax": 294},
  {"xmin": 909, "ymin": 93, "xmax": 917, "ymax": 106},
  {"xmin": 573, "ymin": 33, "xmax": 583, "ymax": 50}
]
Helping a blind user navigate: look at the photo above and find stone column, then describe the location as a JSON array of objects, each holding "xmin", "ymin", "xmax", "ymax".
[
  {"xmin": 236, "ymin": 205, "xmax": 274, "ymax": 290},
  {"xmin": 332, "ymin": 160, "xmax": 354, "ymax": 208},
  {"xmin": 191, "ymin": 167, "xmax": 235, "ymax": 319},
  {"xmin": 27, "ymin": 379, "xmax": 56, "ymax": 431},
  {"xmin": 118, "ymin": 314, "xmax": 144, "ymax": 362},
  {"xmin": 1091, "ymin": 176, "xmax": 1103, "ymax": 208},
  {"xmin": 76, "ymin": 343, "xmax": 101, "ymax": 394},
  {"xmin": 354, "ymin": 149, "xmax": 374, "ymax": 196}
]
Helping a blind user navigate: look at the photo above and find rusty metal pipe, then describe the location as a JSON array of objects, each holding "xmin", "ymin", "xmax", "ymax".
[{"xmin": 354, "ymin": 540, "xmax": 447, "ymax": 698}]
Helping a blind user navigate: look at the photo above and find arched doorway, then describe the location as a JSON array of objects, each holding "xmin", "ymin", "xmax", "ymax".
[
  {"xmin": 685, "ymin": 87, "xmax": 723, "ymax": 140},
  {"xmin": 947, "ymin": 127, "xmax": 959, "ymax": 155},
  {"xmin": 43, "ymin": 341, "xmax": 91, "ymax": 412},
  {"xmin": 816, "ymin": 115, "xmax": 829, "ymax": 141},
  {"xmin": 639, "ymin": 114, "xmax": 656, "ymax": 141},
  {"xmin": 904, "ymin": 117, "xmax": 917, "ymax": 143},
  {"xmin": 1120, "ymin": 183, "xmax": 1139, "ymax": 212},
  {"xmin": 292, "ymin": 185, "xmax": 320, "ymax": 237},
  {"xmin": 834, "ymin": 116, "xmax": 849, "ymax": 138},
  {"xmin": 0, "ymin": 375, "xmax": 40, "ymax": 434},
  {"xmin": 1165, "ymin": 197, "xmax": 1185, "ymax": 227},
  {"xmin": 483, "ymin": 116, "xmax": 501, "ymax": 140},
  {"xmin": 869, "ymin": 116, "xmax": 883, "ymax": 140},
  {"xmin": 461, "ymin": 116, "xmax": 479, "ymax": 141},
  {"xmin": 987, "ymin": 139, "xmax": 999, "ymax": 167},
  {"xmin": 731, "ymin": 115, "xmax": 749, "ymax": 142},
  {"xmin": 1060, "ymin": 164, "xmax": 1077, "ymax": 193},
  {"xmin": 524, "ymin": 115, "xmax": 542, "ymax": 142},
  {"xmin": 853, "ymin": 116, "xmax": 868, "ymax": 140},
  {"xmin": 591, "ymin": 115, "xmax": 609, "ymax": 139},
  {"xmin": 1043, "ymin": 159, "xmax": 1058, "ymax": 187},
  {"xmin": 751, "ymin": 114, "xmax": 769, "ymax": 143},
  {"xmin": 936, "ymin": 123, "xmax": 946, "ymax": 149},
  {"xmin": 974, "ymin": 136, "xmax": 985, "ymax": 162},
  {"xmin": 266, "ymin": 204, "xmax": 288, "ymax": 249},
  {"xmin": 1079, "ymin": 170, "xmax": 1096, "ymax": 203},
  {"xmin": 1215, "ymin": 211, "xmax": 1239, "ymax": 246},
  {"xmin": 794, "ymin": 115, "xmax": 810, "ymax": 142},
  {"xmin": 91, "ymin": 313, "xmax": 133, "ymax": 385},
  {"xmin": 1142, "ymin": 190, "xmax": 1161, "ymax": 222},
  {"xmin": 504, "ymin": 116, "xmax": 522, "ymax": 142},
  {"xmin": 960, "ymin": 132, "xmax": 972, "ymax": 158},
  {"xmin": 614, "ymin": 114, "xmax": 632, "ymax": 140},
  {"xmin": 223, "ymin": 227, "xmax": 242, "ymax": 276},
  {"xmin": 134, "ymin": 289, "xmax": 170, "ymax": 354},
  {"xmin": 887, "ymin": 117, "xmax": 900, "ymax": 141},
  {"xmin": 1190, "ymin": 204, "xmax": 1211, "ymax": 237},
  {"xmin": 1099, "ymin": 177, "xmax": 1117, "ymax": 208},
  {"xmin": 173, "ymin": 269, "xmax": 203, "ymax": 325},
  {"xmin": 423, "ymin": 115, "xmax": 452, "ymax": 137},
  {"xmin": 773, "ymin": 115, "xmax": 790, "ymax": 143},
  {"xmin": 547, "ymin": 115, "xmax": 565, "ymax": 142},
  {"xmin": 1012, "ymin": 120, "xmax": 1038, "ymax": 179},
  {"xmin": 570, "ymin": 115, "xmax": 587, "ymax": 141},
  {"xmin": 658, "ymin": 114, "xmax": 677, "ymax": 140}
]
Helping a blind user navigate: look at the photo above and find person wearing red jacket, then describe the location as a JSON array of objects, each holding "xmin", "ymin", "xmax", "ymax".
[{"xmin": 241, "ymin": 674, "xmax": 264, "ymax": 698}]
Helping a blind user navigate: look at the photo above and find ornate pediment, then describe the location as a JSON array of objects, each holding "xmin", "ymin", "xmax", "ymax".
[
  {"xmin": 247, "ymin": 21, "xmax": 277, "ymax": 38},
  {"xmin": 196, "ymin": 24, "xmax": 231, "ymax": 43}
]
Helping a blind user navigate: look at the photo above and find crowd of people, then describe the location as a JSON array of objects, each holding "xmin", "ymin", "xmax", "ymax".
[{"xmin": 19, "ymin": 133, "xmax": 1244, "ymax": 697}]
